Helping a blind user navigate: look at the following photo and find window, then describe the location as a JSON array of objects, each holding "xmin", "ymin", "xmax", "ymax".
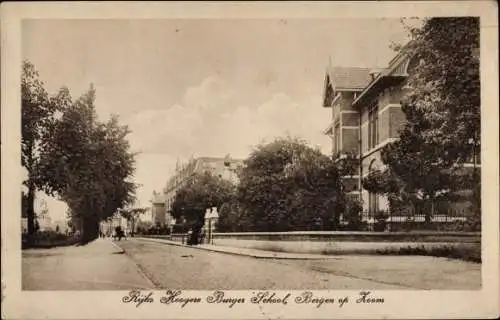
[
  {"xmin": 334, "ymin": 122, "xmax": 340, "ymax": 155},
  {"xmin": 368, "ymin": 104, "xmax": 379, "ymax": 149},
  {"xmin": 368, "ymin": 160, "xmax": 379, "ymax": 216}
]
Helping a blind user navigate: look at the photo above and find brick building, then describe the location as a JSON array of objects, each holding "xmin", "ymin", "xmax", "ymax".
[
  {"xmin": 152, "ymin": 155, "xmax": 243, "ymax": 227},
  {"xmin": 322, "ymin": 49, "xmax": 479, "ymax": 224}
]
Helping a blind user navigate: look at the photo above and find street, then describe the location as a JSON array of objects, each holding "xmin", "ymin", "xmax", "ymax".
[
  {"xmin": 22, "ymin": 238, "xmax": 481, "ymax": 290},
  {"xmin": 115, "ymin": 239, "xmax": 405, "ymax": 289}
]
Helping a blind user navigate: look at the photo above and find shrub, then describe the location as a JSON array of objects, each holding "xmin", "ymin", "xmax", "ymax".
[
  {"xmin": 374, "ymin": 210, "xmax": 388, "ymax": 231},
  {"xmin": 22, "ymin": 230, "xmax": 78, "ymax": 249},
  {"xmin": 342, "ymin": 198, "xmax": 365, "ymax": 231},
  {"xmin": 375, "ymin": 244, "xmax": 481, "ymax": 263}
]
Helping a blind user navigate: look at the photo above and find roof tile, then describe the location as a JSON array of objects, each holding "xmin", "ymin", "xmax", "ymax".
[{"xmin": 327, "ymin": 66, "xmax": 373, "ymax": 90}]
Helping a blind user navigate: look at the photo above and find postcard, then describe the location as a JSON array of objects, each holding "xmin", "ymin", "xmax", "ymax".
[{"xmin": 1, "ymin": 1, "xmax": 499, "ymax": 319}]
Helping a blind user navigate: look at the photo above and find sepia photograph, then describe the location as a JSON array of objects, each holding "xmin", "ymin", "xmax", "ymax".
[
  {"xmin": 2, "ymin": 1, "xmax": 499, "ymax": 319},
  {"xmin": 19, "ymin": 16, "xmax": 482, "ymax": 291}
]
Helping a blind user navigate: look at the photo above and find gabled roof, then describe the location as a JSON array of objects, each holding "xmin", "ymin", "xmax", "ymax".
[
  {"xmin": 326, "ymin": 66, "xmax": 373, "ymax": 91},
  {"xmin": 351, "ymin": 49, "xmax": 412, "ymax": 108}
]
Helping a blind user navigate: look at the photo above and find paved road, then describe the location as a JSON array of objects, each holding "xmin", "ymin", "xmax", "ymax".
[
  {"xmin": 115, "ymin": 239, "xmax": 407, "ymax": 289},
  {"xmin": 22, "ymin": 238, "xmax": 480, "ymax": 290}
]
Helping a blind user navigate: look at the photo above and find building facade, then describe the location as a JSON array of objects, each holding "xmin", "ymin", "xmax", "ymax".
[
  {"xmin": 322, "ymin": 49, "xmax": 479, "ymax": 224},
  {"xmin": 152, "ymin": 155, "xmax": 243, "ymax": 227},
  {"xmin": 151, "ymin": 191, "xmax": 166, "ymax": 226},
  {"xmin": 99, "ymin": 213, "xmax": 129, "ymax": 237}
]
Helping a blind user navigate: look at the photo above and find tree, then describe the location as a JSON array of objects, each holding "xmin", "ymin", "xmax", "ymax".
[
  {"xmin": 135, "ymin": 219, "xmax": 153, "ymax": 234},
  {"xmin": 363, "ymin": 17, "xmax": 480, "ymax": 223},
  {"xmin": 170, "ymin": 171, "xmax": 235, "ymax": 243},
  {"xmin": 237, "ymin": 137, "xmax": 346, "ymax": 231},
  {"xmin": 21, "ymin": 61, "xmax": 58, "ymax": 238},
  {"xmin": 37, "ymin": 85, "xmax": 137, "ymax": 243},
  {"xmin": 21, "ymin": 192, "xmax": 29, "ymax": 218},
  {"xmin": 217, "ymin": 200, "xmax": 252, "ymax": 232},
  {"xmin": 119, "ymin": 208, "xmax": 148, "ymax": 237}
]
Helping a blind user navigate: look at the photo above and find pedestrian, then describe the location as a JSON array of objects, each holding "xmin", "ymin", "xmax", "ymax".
[
  {"xmin": 115, "ymin": 226, "xmax": 123, "ymax": 241},
  {"xmin": 187, "ymin": 229, "xmax": 193, "ymax": 245},
  {"xmin": 199, "ymin": 227, "xmax": 206, "ymax": 244}
]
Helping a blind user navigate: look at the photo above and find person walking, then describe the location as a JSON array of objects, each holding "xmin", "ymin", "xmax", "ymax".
[
  {"xmin": 199, "ymin": 227, "xmax": 206, "ymax": 245},
  {"xmin": 186, "ymin": 229, "xmax": 193, "ymax": 245}
]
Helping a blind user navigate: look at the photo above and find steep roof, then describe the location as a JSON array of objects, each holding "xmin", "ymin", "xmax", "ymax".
[{"xmin": 326, "ymin": 66, "xmax": 373, "ymax": 91}]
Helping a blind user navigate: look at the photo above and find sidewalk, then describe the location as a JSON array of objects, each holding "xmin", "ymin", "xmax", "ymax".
[
  {"xmin": 22, "ymin": 238, "xmax": 156, "ymax": 290},
  {"xmin": 136, "ymin": 237, "xmax": 341, "ymax": 260}
]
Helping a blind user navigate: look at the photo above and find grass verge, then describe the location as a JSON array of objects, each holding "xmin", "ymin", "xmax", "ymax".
[
  {"xmin": 253, "ymin": 243, "xmax": 481, "ymax": 263},
  {"xmin": 373, "ymin": 244, "xmax": 481, "ymax": 263},
  {"xmin": 22, "ymin": 231, "xmax": 80, "ymax": 249}
]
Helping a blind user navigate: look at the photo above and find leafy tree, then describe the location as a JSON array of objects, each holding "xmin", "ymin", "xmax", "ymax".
[
  {"xmin": 237, "ymin": 137, "xmax": 346, "ymax": 232},
  {"xmin": 21, "ymin": 61, "xmax": 59, "ymax": 238},
  {"xmin": 363, "ymin": 17, "xmax": 480, "ymax": 223},
  {"xmin": 119, "ymin": 207, "xmax": 148, "ymax": 237},
  {"xmin": 217, "ymin": 200, "xmax": 252, "ymax": 232},
  {"xmin": 135, "ymin": 219, "xmax": 153, "ymax": 234},
  {"xmin": 170, "ymin": 171, "xmax": 235, "ymax": 243},
  {"xmin": 37, "ymin": 85, "xmax": 137, "ymax": 243}
]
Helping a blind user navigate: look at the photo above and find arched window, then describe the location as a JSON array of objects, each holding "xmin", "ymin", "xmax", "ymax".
[{"xmin": 368, "ymin": 159, "xmax": 379, "ymax": 216}]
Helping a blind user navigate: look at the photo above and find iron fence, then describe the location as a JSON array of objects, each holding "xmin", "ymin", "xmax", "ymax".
[{"xmin": 359, "ymin": 207, "xmax": 479, "ymax": 232}]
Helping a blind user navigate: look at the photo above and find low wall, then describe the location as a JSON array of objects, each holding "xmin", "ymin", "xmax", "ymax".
[
  {"xmin": 211, "ymin": 231, "xmax": 480, "ymax": 243},
  {"xmin": 211, "ymin": 231, "xmax": 480, "ymax": 254},
  {"xmin": 212, "ymin": 239, "xmax": 480, "ymax": 254},
  {"xmin": 140, "ymin": 231, "xmax": 480, "ymax": 254}
]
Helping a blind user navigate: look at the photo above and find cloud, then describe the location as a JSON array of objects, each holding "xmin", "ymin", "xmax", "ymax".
[
  {"xmin": 182, "ymin": 75, "xmax": 232, "ymax": 112},
  {"xmin": 122, "ymin": 75, "xmax": 331, "ymax": 205},
  {"xmin": 126, "ymin": 75, "xmax": 331, "ymax": 157}
]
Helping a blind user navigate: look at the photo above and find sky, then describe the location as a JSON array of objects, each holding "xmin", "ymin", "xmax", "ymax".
[{"xmin": 22, "ymin": 18, "xmax": 411, "ymax": 221}]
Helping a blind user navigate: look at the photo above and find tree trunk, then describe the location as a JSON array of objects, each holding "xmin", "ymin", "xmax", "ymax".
[
  {"xmin": 332, "ymin": 211, "xmax": 341, "ymax": 230},
  {"xmin": 26, "ymin": 144, "xmax": 36, "ymax": 242},
  {"xmin": 130, "ymin": 218, "xmax": 135, "ymax": 237},
  {"xmin": 26, "ymin": 183, "xmax": 36, "ymax": 242},
  {"xmin": 80, "ymin": 213, "xmax": 99, "ymax": 244}
]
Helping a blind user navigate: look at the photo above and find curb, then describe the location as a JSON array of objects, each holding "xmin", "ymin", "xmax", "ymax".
[
  {"xmin": 136, "ymin": 237, "xmax": 338, "ymax": 260},
  {"xmin": 109, "ymin": 239, "xmax": 126, "ymax": 253},
  {"xmin": 110, "ymin": 240, "xmax": 160, "ymax": 289}
]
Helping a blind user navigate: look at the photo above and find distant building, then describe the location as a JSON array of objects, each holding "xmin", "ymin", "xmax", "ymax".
[
  {"xmin": 151, "ymin": 191, "xmax": 166, "ymax": 226},
  {"xmin": 99, "ymin": 213, "xmax": 129, "ymax": 236},
  {"xmin": 37, "ymin": 209, "xmax": 53, "ymax": 231},
  {"xmin": 52, "ymin": 219, "xmax": 69, "ymax": 234},
  {"xmin": 153, "ymin": 155, "xmax": 243, "ymax": 227}
]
